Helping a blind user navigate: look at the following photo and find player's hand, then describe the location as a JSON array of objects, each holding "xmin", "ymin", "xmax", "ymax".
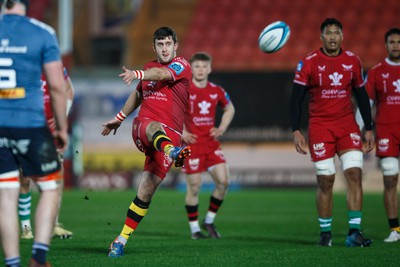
[
  {"xmin": 363, "ymin": 130, "xmax": 374, "ymax": 153},
  {"xmin": 101, "ymin": 119, "xmax": 122, "ymax": 136},
  {"xmin": 293, "ymin": 130, "xmax": 307, "ymax": 155},
  {"xmin": 53, "ymin": 130, "xmax": 68, "ymax": 153},
  {"xmin": 210, "ymin": 127, "xmax": 224, "ymax": 139},
  {"xmin": 182, "ymin": 130, "xmax": 197, "ymax": 144},
  {"xmin": 119, "ymin": 66, "xmax": 135, "ymax": 86}
]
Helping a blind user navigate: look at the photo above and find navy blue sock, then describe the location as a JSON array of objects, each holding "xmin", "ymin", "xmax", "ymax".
[
  {"xmin": 5, "ymin": 256, "xmax": 20, "ymax": 267},
  {"xmin": 32, "ymin": 242, "xmax": 49, "ymax": 265}
]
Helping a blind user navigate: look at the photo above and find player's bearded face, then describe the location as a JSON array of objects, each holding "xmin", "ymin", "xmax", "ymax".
[
  {"xmin": 321, "ymin": 25, "xmax": 343, "ymax": 54},
  {"xmin": 154, "ymin": 37, "xmax": 178, "ymax": 63},
  {"xmin": 386, "ymin": 34, "xmax": 400, "ymax": 61}
]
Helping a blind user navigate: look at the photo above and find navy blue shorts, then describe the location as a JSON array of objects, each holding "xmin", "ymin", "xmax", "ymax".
[{"xmin": 0, "ymin": 126, "xmax": 61, "ymax": 177}]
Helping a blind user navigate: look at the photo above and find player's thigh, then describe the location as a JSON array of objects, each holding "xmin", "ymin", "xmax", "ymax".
[
  {"xmin": 0, "ymin": 148, "xmax": 20, "ymax": 188},
  {"xmin": 185, "ymin": 173, "xmax": 202, "ymax": 193}
]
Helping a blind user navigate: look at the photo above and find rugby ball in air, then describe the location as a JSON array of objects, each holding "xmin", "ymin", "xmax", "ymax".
[{"xmin": 258, "ymin": 21, "xmax": 290, "ymax": 53}]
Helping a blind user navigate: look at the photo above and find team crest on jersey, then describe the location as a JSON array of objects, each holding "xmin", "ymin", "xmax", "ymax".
[
  {"xmin": 296, "ymin": 61, "xmax": 303, "ymax": 72},
  {"xmin": 393, "ymin": 79, "xmax": 400, "ymax": 93},
  {"xmin": 328, "ymin": 72, "xmax": 343, "ymax": 86},
  {"xmin": 198, "ymin": 100, "xmax": 211, "ymax": 114},
  {"xmin": 168, "ymin": 62, "xmax": 185, "ymax": 75},
  {"xmin": 342, "ymin": 64, "xmax": 353, "ymax": 71}
]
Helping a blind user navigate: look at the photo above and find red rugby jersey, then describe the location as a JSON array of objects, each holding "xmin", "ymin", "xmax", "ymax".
[
  {"xmin": 136, "ymin": 56, "xmax": 191, "ymax": 133},
  {"xmin": 365, "ymin": 58, "xmax": 400, "ymax": 125},
  {"xmin": 294, "ymin": 49, "xmax": 364, "ymax": 127},
  {"xmin": 184, "ymin": 81, "xmax": 230, "ymax": 143}
]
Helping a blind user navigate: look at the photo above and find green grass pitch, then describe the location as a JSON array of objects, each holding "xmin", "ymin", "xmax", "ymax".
[{"xmin": 13, "ymin": 189, "xmax": 400, "ymax": 266}]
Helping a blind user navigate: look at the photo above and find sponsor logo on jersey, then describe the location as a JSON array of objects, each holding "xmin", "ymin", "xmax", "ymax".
[
  {"xmin": 378, "ymin": 138, "xmax": 389, "ymax": 152},
  {"xmin": 168, "ymin": 62, "xmax": 185, "ymax": 75},
  {"xmin": 209, "ymin": 94, "xmax": 218, "ymax": 99},
  {"xmin": 313, "ymin": 143, "xmax": 326, "ymax": 158},
  {"xmin": 342, "ymin": 64, "xmax": 353, "ymax": 71},
  {"xmin": 0, "ymin": 88, "xmax": 26, "ymax": 98},
  {"xmin": 350, "ymin": 132, "xmax": 361, "ymax": 146},
  {"xmin": 318, "ymin": 65, "xmax": 326, "ymax": 72},
  {"xmin": 382, "ymin": 73, "xmax": 389, "ymax": 79},
  {"xmin": 0, "ymin": 39, "xmax": 27, "ymax": 54},
  {"xmin": 328, "ymin": 72, "xmax": 343, "ymax": 86},
  {"xmin": 193, "ymin": 116, "xmax": 213, "ymax": 125},
  {"xmin": 189, "ymin": 94, "xmax": 197, "ymax": 100},
  {"xmin": 321, "ymin": 89, "xmax": 346, "ymax": 98},
  {"xmin": 41, "ymin": 160, "xmax": 58, "ymax": 172}
]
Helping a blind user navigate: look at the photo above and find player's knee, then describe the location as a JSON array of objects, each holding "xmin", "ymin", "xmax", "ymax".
[
  {"xmin": 380, "ymin": 157, "xmax": 399, "ymax": 176},
  {"xmin": 188, "ymin": 183, "xmax": 201, "ymax": 196},
  {"xmin": 216, "ymin": 178, "xmax": 229, "ymax": 190},
  {"xmin": 339, "ymin": 151, "xmax": 363, "ymax": 171},
  {"xmin": 36, "ymin": 170, "xmax": 62, "ymax": 191},
  {"xmin": 314, "ymin": 158, "xmax": 336, "ymax": 175}
]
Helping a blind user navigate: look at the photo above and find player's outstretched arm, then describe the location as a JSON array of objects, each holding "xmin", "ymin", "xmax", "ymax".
[{"xmin": 119, "ymin": 65, "xmax": 173, "ymax": 86}]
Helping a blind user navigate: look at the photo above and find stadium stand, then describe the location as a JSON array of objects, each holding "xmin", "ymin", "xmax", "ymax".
[
  {"xmin": 181, "ymin": 0, "xmax": 399, "ymax": 71},
  {"xmin": 26, "ymin": 0, "xmax": 398, "ymax": 71},
  {"xmin": 26, "ymin": 0, "xmax": 50, "ymax": 21}
]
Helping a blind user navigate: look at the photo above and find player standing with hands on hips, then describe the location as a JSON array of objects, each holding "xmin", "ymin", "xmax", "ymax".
[
  {"xmin": 102, "ymin": 26, "xmax": 192, "ymax": 258},
  {"xmin": 0, "ymin": 0, "xmax": 68, "ymax": 266},
  {"xmin": 182, "ymin": 52, "xmax": 235, "ymax": 239},
  {"xmin": 362, "ymin": 28, "xmax": 400, "ymax": 242},
  {"xmin": 290, "ymin": 18, "xmax": 374, "ymax": 247}
]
